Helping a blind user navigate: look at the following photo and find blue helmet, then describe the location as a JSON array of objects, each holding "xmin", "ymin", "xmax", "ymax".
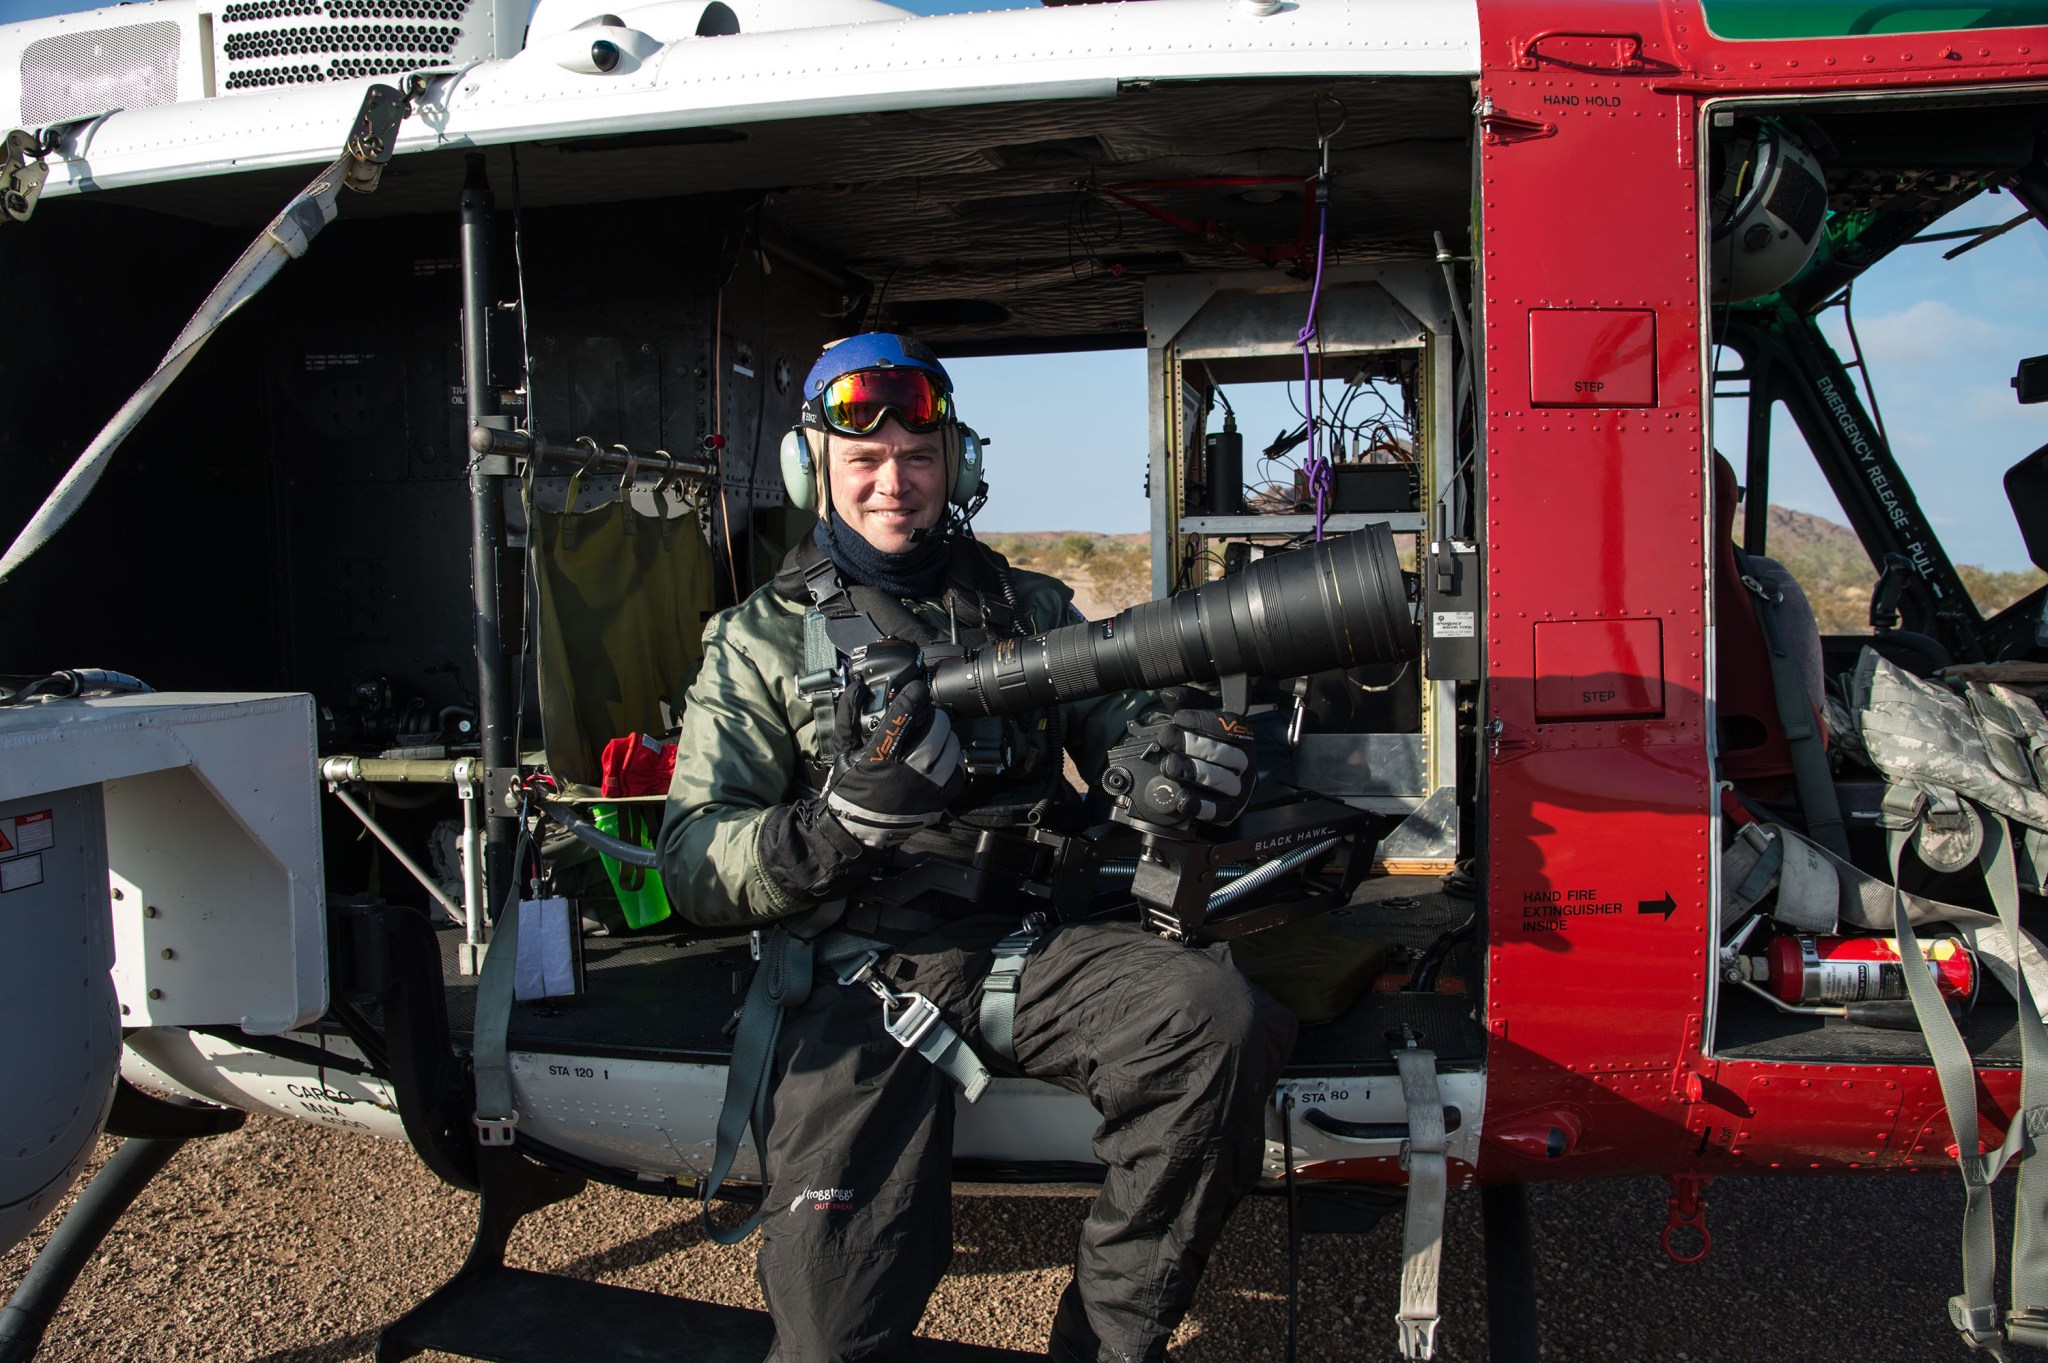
[
  {"xmin": 802, "ymin": 332, "xmax": 953, "ymax": 403},
  {"xmin": 782, "ymin": 331, "xmax": 983, "ymax": 517}
]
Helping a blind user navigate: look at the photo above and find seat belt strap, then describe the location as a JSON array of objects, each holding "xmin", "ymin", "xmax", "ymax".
[
  {"xmin": 838, "ymin": 948, "xmax": 992, "ymax": 1101},
  {"xmin": 1394, "ymin": 1037, "xmax": 1447, "ymax": 1361},
  {"xmin": 1734, "ymin": 547, "xmax": 1850, "ymax": 859},
  {"xmin": 1724, "ymin": 796, "xmax": 2048, "ymax": 1356},
  {"xmin": 700, "ymin": 904, "xmax": 860, "ymax": 1245},
  {"xmin": 978, "ymin": 913, "xmax": 1049, "ymax": 1064},
  {"xmin": 1978, "ymin": 811, "xmax": 2048, "ymax": 1348},
  {"xmin": 1879, "ymin": 790, "xmax": 2024, "ymax": 1359},
  {"xmin": 703, "ymin": 913, "xmax": 992, "ymax": 1245},
  {"xmin": 471, "ymin": 867, "xmax": 526, "ymax": 1150}
]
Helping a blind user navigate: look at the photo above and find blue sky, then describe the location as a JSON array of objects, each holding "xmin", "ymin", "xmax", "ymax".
[
  {"xmin": 1771, "ymin": 209, "xmax": 2048, "ymax": 575},
  {"xmin": 6, "ymin": 0, "xmax": 2043, "ymax": 573}
]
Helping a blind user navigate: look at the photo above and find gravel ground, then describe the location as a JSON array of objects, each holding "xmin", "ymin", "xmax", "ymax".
[{"xmin": 2, "ymin": 1114, "xmax": 1982, "ymax": 1362}]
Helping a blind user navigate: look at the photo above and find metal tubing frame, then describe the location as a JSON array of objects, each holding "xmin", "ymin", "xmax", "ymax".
[
  {"xmin": 455, "ymin": 757, "xmax": 486, "ymax": 954},
  {"xmin": 1718, "ymin": 306, "xmax": 1985, "ymax": 658},
  {"xmin": 326, "ymin": 783, "xmax": 469, "ymax": 927},
  {"xmin": 461, "ymin": 152, "xmax": 519, "ymax": 917},
  {"xmin": 467, "ymin": 427, "xmax": 716, "ymax": 485}
]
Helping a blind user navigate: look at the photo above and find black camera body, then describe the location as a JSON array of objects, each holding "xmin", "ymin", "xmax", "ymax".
[{"xmin": 842, "ymin": 528, "xmax": 1418, "ymax": 938}]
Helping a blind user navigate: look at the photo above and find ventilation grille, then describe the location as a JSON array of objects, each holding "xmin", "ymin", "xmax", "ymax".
[
  {"xmin": 222, "ymin": 0, "xmax": 467, "ymax": 20},
  {"xmin": 223, "ymin": 62, "xmax": 323, "ymax": 89},
  {"xmin": 19, "ymin": 21, "xmax": 180, "ymax": 125},
  {"xmin": 326, "ymin": 0, "xmax": 468, "ymax": 18},
  {"xmin": 223, "ymin": 24, "xmax": 461, "ymax": 61},
  {"xmin": 222, "ymin": 57, "xmax": 429, "ymax": 89},
  {"xmin": 217, "ymin": 0, "xmax": 500, "ymax": 97}
]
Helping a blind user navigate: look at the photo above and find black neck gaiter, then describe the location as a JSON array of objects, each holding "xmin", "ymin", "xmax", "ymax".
[{"xmin": 815, "ymin": 508, "xmax": 951, "ymax": 600}]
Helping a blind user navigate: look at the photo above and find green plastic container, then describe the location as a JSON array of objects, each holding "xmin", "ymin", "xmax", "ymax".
[{"xmin": 592, "ymin": 803, "xmax": 672, "ymax": 929}]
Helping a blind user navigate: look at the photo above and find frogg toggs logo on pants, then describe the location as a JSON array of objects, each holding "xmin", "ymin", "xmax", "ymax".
[{"xmin": 790, "ymin": 1186, "xmax": 855, "ymax": 1213}]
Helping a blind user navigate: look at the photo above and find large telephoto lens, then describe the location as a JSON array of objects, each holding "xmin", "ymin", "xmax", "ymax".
[{"xmin": 930, "ymin": 526, "xmax": 1416, "ymax": 718}]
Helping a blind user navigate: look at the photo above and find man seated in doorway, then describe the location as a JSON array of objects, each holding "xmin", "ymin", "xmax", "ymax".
[{"xmin": 660, "ymin": 331, "xmax": 1294, "ymax": 1362}]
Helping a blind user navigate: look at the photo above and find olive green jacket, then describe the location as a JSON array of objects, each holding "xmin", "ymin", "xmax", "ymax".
[{"xmin": 658, "ymin": 565, "xmax": 1153, "ymax": 929}]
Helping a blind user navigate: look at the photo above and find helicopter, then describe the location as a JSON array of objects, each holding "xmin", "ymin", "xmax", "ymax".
[{"xmin": 5, "ymin": 0, "xmax": 2048, "ymax": 1357}]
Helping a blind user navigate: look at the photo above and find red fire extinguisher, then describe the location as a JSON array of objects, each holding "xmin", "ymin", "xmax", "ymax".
[{"xmin": 1759, "ymin": 933, "xmax": 1979, "ymax": 1026}]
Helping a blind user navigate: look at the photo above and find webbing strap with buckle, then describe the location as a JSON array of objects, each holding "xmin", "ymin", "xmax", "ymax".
[
  {"xmin": 1394, "ymin": 1037, "xmax": 1447, "ymax": 1361},
  {"xmin": 702, "ymin": 913, "xmax": 992, "ymax": 1245},
  {"xmin": 700, "ymin": 906, "xmax": 873, "ymax": 1245},
  {"xmin": 1878, "ymin": 787, "xmax": 2048, "ymax": 1358},
  {"xmin": 471, "ymin": 872, "xmax": 524, "ymax": 1150},
  {"xmin": 978, "ymin": 913, "xmax": 1048, "ymax": 1064},
  {"xmin": 839, "ymin": 951, "xmax": 991, "ymax": 1101}
]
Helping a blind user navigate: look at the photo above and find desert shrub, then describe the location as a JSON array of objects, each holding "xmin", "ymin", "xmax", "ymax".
[{"xmin": 1056, "ymin": 532, "xmax": 1097, "ymax": 562}]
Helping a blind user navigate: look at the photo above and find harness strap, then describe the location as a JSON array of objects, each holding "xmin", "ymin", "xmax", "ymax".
[
  {"xmin": 703, "ymin": 905, "xmax": 995, "ymax": 1244},
  {"xmin": 1722, "ymin": 802, "xmax": 2048, "ymax": 1355},
  {"xmin": 471, "ymin": 864, "xmax": 526, "ymax": 1149},
  {"xmin": 1877, "ymin": 787, "xmax": 2048, "ymax": 1359},
  {"xmin": 1393, "ymin": 1040, "xmax": 1447, "ymax": 1361},
  {"xmin": 838, "ymin": 948, "xmax": 992, "ymax": 1102},
  {"xmin": 1733, "ymin": 547, "xmax": 1850, "ymax": 858},
  {"xmin": 1989, "ymin": 801, "xmax": 2048, "ymax": 1349},
  {"xmin": 701, "ymin": 902, "xmax": 871, "ymax": 1245},
  {"xmin": 977, "ymin": 912, "xmax": 1049, "ymax": 1064},
  {"xmin": 1881, "ymin": 791, "xmax": 2008, "ymax": 1357}
]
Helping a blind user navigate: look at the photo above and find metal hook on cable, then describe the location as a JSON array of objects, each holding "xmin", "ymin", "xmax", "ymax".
[
  {"xmin": 1313, "ymin": 92, "xmax": 1348, "ymax": 179},
  {"xmin": 614, "ymin": 443, "xmax": 637, "ymax": 489},
  {"xmin": 573, "ymin": 435, "xmax": 602, "ymax": 478}
]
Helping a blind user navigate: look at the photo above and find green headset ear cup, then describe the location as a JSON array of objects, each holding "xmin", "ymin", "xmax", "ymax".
[
  {"xmin": 780, "ymin": 426, "xmax": 820, "ymax": 511},
  {"xmin": 950, "ymin": 425, "xmax": 984, "ymax": 508}
]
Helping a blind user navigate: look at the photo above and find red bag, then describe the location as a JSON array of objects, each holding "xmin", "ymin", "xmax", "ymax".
[{"xmin": 599, "ymin": 733, "xmax": 678, "ymax": 799}]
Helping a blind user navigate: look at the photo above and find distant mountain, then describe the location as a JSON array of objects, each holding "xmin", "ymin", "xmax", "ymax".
[{"xmin": 1757, "ymin": 503, "xmax": 2045, "ymax": 633}]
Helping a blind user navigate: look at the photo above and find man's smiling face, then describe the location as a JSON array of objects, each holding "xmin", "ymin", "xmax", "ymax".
[{"xmin": 827, "ymin": 416, "xmax": 947, "ymax": 554}]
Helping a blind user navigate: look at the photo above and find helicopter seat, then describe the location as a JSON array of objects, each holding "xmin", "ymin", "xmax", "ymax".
[{"xmin": 1713, "ymin": 453, "xmax": 1828, "ymax": 796}]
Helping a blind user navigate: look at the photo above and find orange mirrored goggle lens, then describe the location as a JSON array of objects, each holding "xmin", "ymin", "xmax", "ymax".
[{"xmin": 817, "ymin": 368, "xmax": 952, "ymax": 435}]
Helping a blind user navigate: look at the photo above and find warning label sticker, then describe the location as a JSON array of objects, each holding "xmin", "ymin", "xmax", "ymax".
[
  {"xmin": 304, "ymin": 352, "xmax": 372, "ymax": 372},
  {"xmin": 0, "ymin": 810, "xmax": 52, "ymax": 860},
  {"xmin": 1, "ymin": 855, "xmax": 43, "ymax": 893},
  {"xmin": 14, "ymin": 811, "xmax": 53, "ymax": 854},
  {"xmin": 1519, "ymin": 886, "xmax": 1625, "ymax": 933}
]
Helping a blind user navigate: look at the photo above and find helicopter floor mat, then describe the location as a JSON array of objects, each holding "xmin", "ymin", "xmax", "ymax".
[
  {"xmin": 442, "ymin": 928, "xmax": 753, "ymax": 1063},
  {"xmin": 440, "ymin": 874, "xmax": 1485, "ymax": 1071},
  {"xmin": 1713, "ymin": 989, "xmax": 2022, "ymax": 1067}
]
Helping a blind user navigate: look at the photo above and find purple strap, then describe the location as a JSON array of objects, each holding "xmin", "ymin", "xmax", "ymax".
[{"xmin": 1297, "ymin": 187, "xmax": 1332, "ymax": 541}]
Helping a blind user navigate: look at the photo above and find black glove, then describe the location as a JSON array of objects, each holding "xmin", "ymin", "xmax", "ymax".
[
  {"xmin": 824, "ymin": 675, "xmax": 965, "ymax": 849},
  {"xmin": 1154, "ymin": 708, "xmax": 1257, "ymax": 825},
  {"xmin": 758, "ymin": 795, "xmax": 875, "ymax": 902}
]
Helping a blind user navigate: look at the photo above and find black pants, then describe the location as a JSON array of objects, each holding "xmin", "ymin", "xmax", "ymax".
[{"xmin": 756, "ymin": 915, "xmax": 1296, "ymax": 1362}]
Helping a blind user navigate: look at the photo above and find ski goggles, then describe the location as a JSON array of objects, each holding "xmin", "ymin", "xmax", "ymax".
[{"xmin": 811, "ymin": 367, "xmax": 953, "ymax": 436}]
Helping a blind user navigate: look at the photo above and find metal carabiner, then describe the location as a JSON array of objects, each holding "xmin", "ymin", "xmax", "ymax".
[
  {"xmin": 879, "ymin": 989, "xmax": 943, "ymax": 1051},
  {"xmin": 836, "ymin": 949, "xmax": 882, "ymax": 989},
  {"xmin": 835, "ymin": 949, "xmax": 944, "ymax": 1052}
]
